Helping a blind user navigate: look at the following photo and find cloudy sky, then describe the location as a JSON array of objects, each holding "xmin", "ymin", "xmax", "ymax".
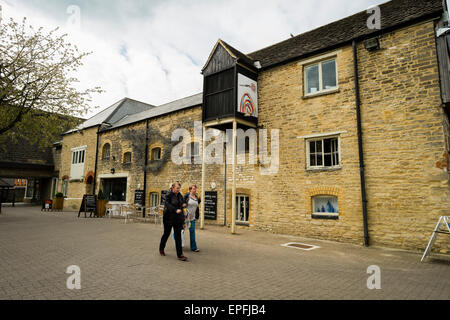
[{"xmin": 1, "ymin": 0, "xmax": 386, "ymax": 118}]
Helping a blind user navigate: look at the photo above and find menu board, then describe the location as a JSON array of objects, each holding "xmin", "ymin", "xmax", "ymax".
[
  {"xmin": 78, "ymin": 194, "xmax": 97, "ymax": 218},
  {"xmin": 134, "ymin": 190, "xmax": 145, "ymax": 206},
  {"xmin": 204, "ymin": 191, "xmax": 217, "ymax": 220}
]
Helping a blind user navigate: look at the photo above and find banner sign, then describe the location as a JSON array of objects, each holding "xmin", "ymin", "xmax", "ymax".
[{"xmin": 237, "ymin": 73, "xmax": 258, "ymax": 117}]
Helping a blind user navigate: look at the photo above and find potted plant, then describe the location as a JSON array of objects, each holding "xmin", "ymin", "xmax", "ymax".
[
  {"xmin": 53, "ymin": 192, "xmax": 64, "ymax": 211},
  {"xmin": 96, "ymin": 189, "xmax": 107, "ymax": 217}
]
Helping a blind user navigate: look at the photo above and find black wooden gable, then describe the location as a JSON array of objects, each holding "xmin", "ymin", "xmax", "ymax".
[
  {"xmin": 202, "ymin": 40, "xmax": 258, "ymax": 126},
  {"xmin": 202, "ymin": 39, "xmax": 257, "ymax": 76}
]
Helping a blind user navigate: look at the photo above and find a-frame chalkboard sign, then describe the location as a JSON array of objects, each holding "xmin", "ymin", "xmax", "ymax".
[{"xmin": 78, "ymin": 194, "xmax": 97, "ymax": 218}]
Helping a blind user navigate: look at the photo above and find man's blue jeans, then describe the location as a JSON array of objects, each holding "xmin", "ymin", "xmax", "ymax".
[{"xmin": 189, "ymin": 219, "xmax": 198, "ymax": 251}]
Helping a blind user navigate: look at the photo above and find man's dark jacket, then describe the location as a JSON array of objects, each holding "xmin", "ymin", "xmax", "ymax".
[{"xmin": 163, "ymin": 190, "xmax": 185, "ymax": 224}]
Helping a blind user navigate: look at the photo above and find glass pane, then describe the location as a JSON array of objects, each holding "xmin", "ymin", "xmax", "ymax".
[
  {"xmin": 309, "ymin": 141, "xmax": 315, "ymax": 153},
  {"xmin": 245, "ymin": 197, "xmax": 249, "ymax": 222},
  {"xmin": 322, "ymin": 60, "xmax": 337, "ymax": 89},
  {"xmin": 324, "ymin": 139, "xmax": 331, "ymax": 153},
  {"xmin": 316, "ymin": 140, "xmax": 322, "ymax": 154},
  {"xmin": 72, "ymin": 152, "xmax": 76, "ymax": 164},
  {"xmin": 313, "ymin": 196, "xmax": 338, "ymax": 213},
  {"xmin": 324, "ymin": 153, "xmax": 332, "ymax": 166},
  {"xmin": 310, "ymin": 154, "xmax": 316, "ymax": 167},
  {"xmin": 81, "ymin": 150, "xmax": 85, "ymax": 163},
  {"xmin": 316, "ymin": 154, "xmax": 323, "ymax": 166},
  {"xmin": 306, "ymin": 64, "xmax": 319, "ymax": 94}
]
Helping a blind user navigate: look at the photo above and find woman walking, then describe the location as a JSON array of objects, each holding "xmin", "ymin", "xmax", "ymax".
[
  {"xmin": 159, "ymin": 182, "xmax": 188, "ymax": 261},
  {"xmin": 183, "ymin": 184, "xmax": 201, "ymax": 252}
]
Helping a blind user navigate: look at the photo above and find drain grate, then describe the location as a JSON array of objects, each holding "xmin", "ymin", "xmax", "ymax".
[{"xmin": 281, "ymin": 242, "xmax": 320, "ymax": 251}]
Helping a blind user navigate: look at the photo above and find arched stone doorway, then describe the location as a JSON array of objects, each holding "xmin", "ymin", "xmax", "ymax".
[{"xmin": 85, "ymin": 172, "xmax": 94, "ymax": 195}]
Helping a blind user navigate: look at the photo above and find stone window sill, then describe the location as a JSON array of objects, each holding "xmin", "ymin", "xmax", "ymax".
[
  {"xmin": 236, "ymin": 221, "xmax": 249, "ymax": 226},
  {"xmin": 312, "ymin": 213, "xmax": 339, "ymax": 220},
  {"xmin": 306, "ymin": 166, "xmax": 342, "ymax": 173},
  {"xmin": 302, "ymin": 88, "xmax": 340, "ymax": 99}
]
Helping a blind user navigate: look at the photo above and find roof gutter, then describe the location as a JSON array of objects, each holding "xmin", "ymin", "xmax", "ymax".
[{"xmin": 352, "ymin": 40, "xmax": 369, "ymax": 247}]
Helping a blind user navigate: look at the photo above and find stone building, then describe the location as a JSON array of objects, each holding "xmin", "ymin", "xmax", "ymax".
[{"xmin": 55, "ymin": 0, "xmax": 450, "ymax": 253}]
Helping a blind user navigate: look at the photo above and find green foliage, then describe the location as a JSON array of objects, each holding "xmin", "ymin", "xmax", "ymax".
[
  {"xmin": 55, "ymin": 192, "xmax": 64, "ymax": 198},
  {"xmin": 97, "ymin": 189, "xmax": 106, "ymax": 200}
]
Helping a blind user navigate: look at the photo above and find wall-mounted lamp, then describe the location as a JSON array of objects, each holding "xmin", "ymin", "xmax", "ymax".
[
  {"xmin": 364, "ymin": 37, "xmax": 380, "ymax": 51},
  {"xmin": 110, "ymin": 168, "xmax": 115, "ymax": 174}
]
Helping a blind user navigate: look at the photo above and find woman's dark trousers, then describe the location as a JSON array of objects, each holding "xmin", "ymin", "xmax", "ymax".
[{"xmin": 159, "ymin": 221, "xmax": 183, "ymax": 258}]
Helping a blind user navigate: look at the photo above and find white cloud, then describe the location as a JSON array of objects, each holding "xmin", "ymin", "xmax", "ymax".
[{"xmin": 1, "ymin": 0, "xmax": 386, "ymax": 118}]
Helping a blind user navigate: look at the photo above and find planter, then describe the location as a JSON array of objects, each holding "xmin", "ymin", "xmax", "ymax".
[
  {"xmin": 53, "ymin": 197, "xmax": 64, "ymax": 210},
  {"xmin": 97, "ymin": 199, "xmax": 108, "ymax": 217}
]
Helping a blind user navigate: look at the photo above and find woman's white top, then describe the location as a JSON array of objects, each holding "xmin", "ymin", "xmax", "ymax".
[{"xmin": 186, "ymin": 196, "xmax": 199, "ymax": 222}]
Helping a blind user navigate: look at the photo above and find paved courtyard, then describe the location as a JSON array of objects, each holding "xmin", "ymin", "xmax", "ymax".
[{"xmin": 0, "ymin": 205, "xmax": 449, "ymax": 300}]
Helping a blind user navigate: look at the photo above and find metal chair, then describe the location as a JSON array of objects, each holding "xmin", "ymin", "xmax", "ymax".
[
  {"xmin": 145, "ymin": 206, "xmax": 160, "ymax": 225},
  {"xmin": 120, "ymin": 204, "xmax": 136, "ymax": 224}
]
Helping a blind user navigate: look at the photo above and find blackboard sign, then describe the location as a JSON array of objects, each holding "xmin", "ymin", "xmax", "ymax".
[
  {"xmin": 161, "ymin": 190, "xmax": 169, "ymax": 207},
  {"xmin": 204, "ymin": 191, "xmax": 217, "ymax": 220},
  {"xmin": 78, "ymin": 194, "xmax": 97, "ymax": 218},
  {"xmin": 134, "ymin": 190, "xmax": 145, "ymax": 206}
]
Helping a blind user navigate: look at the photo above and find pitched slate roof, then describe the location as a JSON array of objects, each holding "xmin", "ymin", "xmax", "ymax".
[
  {"xmin": 65, "ymin": 98, "xmax": 156, "ymax": 134},
  {"xmin": 247, "ymin": 0, "xmax": 444, "ymax": 69},
  {"xmin": 104, "ymin": 93, "xmax": 203, "ymax": 131}
]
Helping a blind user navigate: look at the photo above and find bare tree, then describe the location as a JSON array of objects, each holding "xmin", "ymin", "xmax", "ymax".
[{"xmin": 0, "ymin": 17, "xmax": 102, "ymax": 148}]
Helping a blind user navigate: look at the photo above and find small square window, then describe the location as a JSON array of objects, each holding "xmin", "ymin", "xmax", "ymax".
[
  {"xmin": 304, "ymin": 58, "xmax": 338, "ymax": 96},
  {"xmin": 151, "ymin": 148, "xmax": 162, "ymax": 161},
  {"xmin": 306, "ymin": 137, "xmax": 340, "ymax": 169},
  {"xmin": 123, "ymin": 152, "xmax": 132, "ymax": 164},
  {"xmin": 312, "ymin": 195, "xmax": 338, "ymax": 219}
]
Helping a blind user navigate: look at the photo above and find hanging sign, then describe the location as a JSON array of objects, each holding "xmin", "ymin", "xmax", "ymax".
[{"xmin": 237, "ymin": 73, "xmax": 258, "ymax": 117}]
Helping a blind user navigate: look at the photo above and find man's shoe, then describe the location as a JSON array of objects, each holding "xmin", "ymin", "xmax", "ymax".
[
  {"xmin": 159, "ymin": 250, "xmax": 166, "ymax": 256},
  {"xmin": 192, "ymin": 249, "xmax": 200, "ymax": 252},
  {"xmin": 178, "ymin": 255, "xmax": 188, "ymax": 261}
]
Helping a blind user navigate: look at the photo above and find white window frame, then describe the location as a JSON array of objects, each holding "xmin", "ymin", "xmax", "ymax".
[
  {"xmin": 70, "ymin": 146, "xmax": 87, "ymax": 180},
  {"xmin": 150, "ymin": 192, "xmax": 159, "ymax": 207},
  {"xmin": 304, "ymin": 57, "xmax": 338, "ymax": 97},
  {"xmin": 306, "ymin": 136, "xmax": 341, "ymax": 170},
  {"xmin": 102, "ymin": 143, "xmax": 111, "ymax": 160},
  {"xmin": 236, "ymin": 194, "xmax": 250, "ymax": 224},
  {"xmin": 312, "ymin": 195, "xmax": 339, "ymax": 217},
  {"xmin": 151, "ymin": 147, "xmax": 162, "ymax": 161},
  {"xmin": 62, "ymin": 179, "xmax": 68, "ymax": 197}
]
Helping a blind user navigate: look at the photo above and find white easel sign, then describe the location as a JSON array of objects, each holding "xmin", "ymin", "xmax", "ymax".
[{"xmin": 421, "ymin": 216, "xmax": 450, "ymax": 262}]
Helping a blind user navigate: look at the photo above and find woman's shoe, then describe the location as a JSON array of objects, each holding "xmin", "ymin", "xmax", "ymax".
[
  {"xmin": 178, "ymin": 255, "xmax": 188, "ymax": 261},
  {"xmin": 159, "ymin": 250, "xmax": 166, "ymax": 256}
]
